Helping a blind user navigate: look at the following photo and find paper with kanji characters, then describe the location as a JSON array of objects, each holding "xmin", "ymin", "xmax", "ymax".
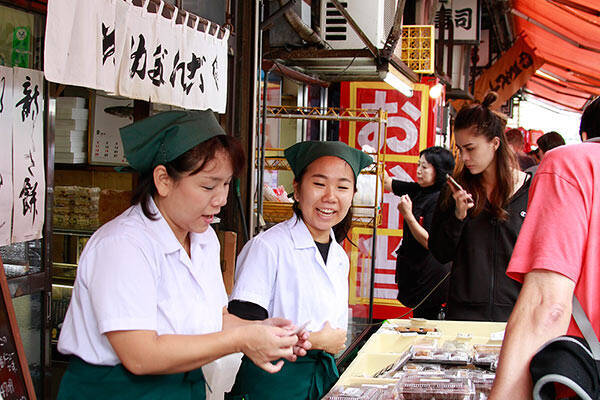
[{"xmin": 11, "ymin": 67, "xmax": 45, "ymax": 243}]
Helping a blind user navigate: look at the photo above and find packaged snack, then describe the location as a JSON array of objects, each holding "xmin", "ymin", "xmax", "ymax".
[
  {"xmin": 473, "ymin": 345, "xmax": 501, "ymax": 368},
  {"xmin": 395, "ymin": 326, "xmax": 438, "ymax": 335},
  {"xmin": 324, "ymin": 383, "xmax": 398, "ymax": 400},
  {"xmin": 394, "ymin": 374, "xmax": 475, "ymax": 400},
  {"xmin": 402, "ymin": 363, "xmax": 443, "ymax": 373}
]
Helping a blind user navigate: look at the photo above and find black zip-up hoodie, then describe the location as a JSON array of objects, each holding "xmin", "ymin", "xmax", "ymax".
[{"xmin": 429, "ymin": 175, "xmax": 531, "ymax": 321}]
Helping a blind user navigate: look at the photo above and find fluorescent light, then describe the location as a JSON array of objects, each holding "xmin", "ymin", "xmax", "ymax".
[
  {"xmin": 535, "ymin": 69, "xmax": 561, "ymax": 83},
  {"xmin": 383, "ymin": 70, "xmax": 413, "ymax": 97}
]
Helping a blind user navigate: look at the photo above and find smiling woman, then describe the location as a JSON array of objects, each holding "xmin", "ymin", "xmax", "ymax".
[
  {"xmin": 227, "ymin": 141, "xmax": 373, "ymax": 400},
  {"xmin": 55, "ymin": 111, "xmax": 310, "ymax": 400}
]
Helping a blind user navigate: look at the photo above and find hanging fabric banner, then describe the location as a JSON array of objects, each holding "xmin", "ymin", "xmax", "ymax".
[
  {"xmin": 0, "ymin": 66, "xmax": 14, "ymax": 246},
  {"xmin": 44, "ymin": 0, "xmax": 229, "ymax": 113},
  {"xmin": 11, "ymin": 67, "xmax": 45, "ymax": 243},
  {"xmin": 473, "ymin": 36, "xmax": 543, "ymax": 108}
]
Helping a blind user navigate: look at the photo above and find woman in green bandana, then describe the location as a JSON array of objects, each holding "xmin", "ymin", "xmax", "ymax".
[
  {"xmin": 227, "ymin": 141, "xmax": 373, "ymax": 400},
  {"xmin": 56, "ymin": 111, "xmax": 309, "ymax": 400}
]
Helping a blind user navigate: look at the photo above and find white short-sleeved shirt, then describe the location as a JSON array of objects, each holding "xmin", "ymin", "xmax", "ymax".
[
  {"xmin": 230, "ymin": 216, "xmax": 349, "ymax": 332},
  {"xmin": 57, "ymin": 198, "xmax": 227, "ymax": 366}
]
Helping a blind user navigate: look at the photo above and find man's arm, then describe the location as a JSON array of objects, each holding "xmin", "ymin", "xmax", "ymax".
[{"xmin": 489, "ymin": 270, "xmax": 574, "ymax": 400}]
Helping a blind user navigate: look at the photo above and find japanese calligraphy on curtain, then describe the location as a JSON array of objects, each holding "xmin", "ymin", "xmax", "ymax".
[
  {"xmin": 44, "ymin": 0, "xmax": 229, "ymax": 113},
  {"xmin": 0, "ymin": 66, "xmax": 46, "ymax": 245}
]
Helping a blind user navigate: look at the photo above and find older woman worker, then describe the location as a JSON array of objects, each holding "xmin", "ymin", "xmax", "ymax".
[
  {"xmin": 227, "ymin": 141, "xmax": 373, "ymax": 400},
  {"xmin": 384, "ymin": 146, "xmax": 455, "ymax": 320},
  {"xmin": 56, "ymin": 111, "xmax": 308, "ymax": 400}
]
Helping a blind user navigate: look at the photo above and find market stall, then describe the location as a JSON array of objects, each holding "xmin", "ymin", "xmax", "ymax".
[{"xmin": 325, "ymin": 318, "xmax": 506, "ymax": 399}]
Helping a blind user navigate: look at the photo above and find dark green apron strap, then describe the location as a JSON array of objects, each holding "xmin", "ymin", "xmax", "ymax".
[{"xmin": 308, "ymin": 351, "xmax": 339, "ymax": 400}]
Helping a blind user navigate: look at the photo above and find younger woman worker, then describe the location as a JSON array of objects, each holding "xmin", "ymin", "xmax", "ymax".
[
  {"xmin": 227, "ymin": 141, "xmax": 373, "ymax": 400},
  {"xmin": 57, "ymin": 110, "xmax": 308, "ymax": 400},
  {"xmin": 429, "ymin": 92, "xmax": 531, "ymax": 322},
  {"xmin": 383, "ymin": 146, "xmax": 455, "ymax": 319}
]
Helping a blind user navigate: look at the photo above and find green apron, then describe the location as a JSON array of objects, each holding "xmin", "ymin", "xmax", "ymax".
[
  {"xmin": 57, "ymin": 356, "xmax": 207, "ymax": 400},
  {"xmin": 226, "ymin": 350, "xmax": 338, "ymax": 400}
]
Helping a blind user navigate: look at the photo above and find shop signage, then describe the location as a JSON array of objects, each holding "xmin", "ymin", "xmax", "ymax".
[
  {"xmin": 44, "ymin": 0, "xmax": 229, "ymax": 113},
  {"xmin": 473, "ymin": 36, "xmax": 542, "ymax": 108},
  {"xmin": 435, "ymin": 0, "xmax": 480, "ymax": 43},
  {"xmin": 340, "ymin": 82, "xmax": 436, "ymax": 315},
  {"xmin": 0, "ymin": 66, "xmax": 45, "ymax": 245}
]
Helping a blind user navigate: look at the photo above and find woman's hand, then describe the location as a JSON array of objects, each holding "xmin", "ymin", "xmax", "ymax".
[
  {"xmin": 261, "ymin": 318, "xmax": 311, "ymax": 357},
  {"xmin": 309, "ymin": 322, "xmax": 347, "ymax": 355},
  {"xmin": 397, "ymin": 194, "xmax": 413, "ymax": 219},
  {"xmin": 240, "ymin": 324, "xmax": 299, "ymax": 373},
  {"xmin": 451, "ymin": 189, "xmax": 474, "ymax": 220},
  {"xmin": 383, "ymin": 170, "xmax": 393, "ymax": 192}
]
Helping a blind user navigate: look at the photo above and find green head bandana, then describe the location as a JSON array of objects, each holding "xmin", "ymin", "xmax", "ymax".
[
  {"xmin": 284, "ymin": 141, "xmax": 373, "ymax": 180},
  {"xmin": 119, "ymin": 110, "xmax": 225, "ymax": 174}
]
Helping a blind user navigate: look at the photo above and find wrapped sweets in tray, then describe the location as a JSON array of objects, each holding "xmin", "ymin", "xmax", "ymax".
[
  {"xmin": 472, "ymin": 345, "xmax": 501, "ymax": 369},
  {"xmin": 395, "ymin": 374, "xmax": 476, "ymax": 400},
  {"xmin": 324, "ymin": 383, "xmax": 398, "ymax": 400},
  {"xmin": 410, "ymin": 340, "xmax": 471, "ymax": 365}
]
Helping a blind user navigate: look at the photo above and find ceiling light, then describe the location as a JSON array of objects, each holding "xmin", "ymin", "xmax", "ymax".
[
  {"xmin": 535, "ymin": 69, "xmax": 561, "ymax": 83},
  {"xmin": 382, "ymin": 69, "xmax": 413, "ymax": 98},
  {"xmin": 429, "ymin": 83, "xmax": 444, "ymax": 99}
]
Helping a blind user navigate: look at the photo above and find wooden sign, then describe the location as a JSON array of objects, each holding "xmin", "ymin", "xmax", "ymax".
[
  {"xmin": 473, "ymin": 36, "xmax": 543, "ymax": 108},
  {"xmin": 0, "ymin": 255, "xmax": 36, "ymax": 400}
]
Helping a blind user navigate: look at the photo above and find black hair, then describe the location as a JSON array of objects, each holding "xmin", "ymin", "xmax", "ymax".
[
  {"xmin": 419, "ymin": 146, "xmax": 455, "ymax": 189},
  {"xmin": 291, "ymin": 164, "xmax": 356, "ymax": 244},
  {"xmin": 580, "ymin": 97, "xmax": 600, "ymax": 140},
  {"xmin": 131, "ymin": 135, "xmax": 245, "ymax": 220},
  {"xmin": 537, "ymin": 131, "xmax": 565, "ymax": 153}
]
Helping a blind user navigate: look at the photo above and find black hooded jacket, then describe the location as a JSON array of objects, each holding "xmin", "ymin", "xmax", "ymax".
[{"xmin": 429, "ymin": 175, "xmax": 531, "ymax": 321}]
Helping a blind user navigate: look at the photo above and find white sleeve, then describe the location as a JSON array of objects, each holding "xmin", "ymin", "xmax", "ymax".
[
  {"xmin": 230, "ymin": 236, "xmax": 277, "ymax": 312},
  {"xmin": 85, "ymin": 235, "xmax": 158, "ymax": 334}
]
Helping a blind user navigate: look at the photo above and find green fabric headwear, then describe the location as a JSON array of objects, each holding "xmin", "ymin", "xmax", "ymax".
[
  {"xmin": 284, "ymin": 141, "xmax": 373, "ymax": 180},
  {"xmin": 119, "ymin": 110, "xmax": 225, "ymax": 174}
]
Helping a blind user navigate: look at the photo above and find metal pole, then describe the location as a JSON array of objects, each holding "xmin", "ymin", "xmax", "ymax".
[{"xmin": 256, "ymin": 68, "xmax": 269, "ymax": 233}]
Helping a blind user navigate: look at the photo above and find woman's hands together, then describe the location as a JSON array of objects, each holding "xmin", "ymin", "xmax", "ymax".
[
  {"xmin": 310, "ymin": 322, "xmax": 347, "ymax": 355},
  {"xmin": 240, "ymin": 324, "xmax": 298, "ymax": 373},
  {"xmin": 262, "ymin": 317, "xmax": 311, "ymax": 358}
]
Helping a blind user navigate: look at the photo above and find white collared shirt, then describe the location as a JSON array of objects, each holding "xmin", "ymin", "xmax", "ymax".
[
  {"xmin": 230, "ymin": 216, "xmax": 349, "ymax": 332},
  {"xmin": 58, "ymin": 198, "xmax": 227, "ymax": 366}
]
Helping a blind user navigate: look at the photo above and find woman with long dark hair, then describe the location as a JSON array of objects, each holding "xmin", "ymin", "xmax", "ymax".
[
  {"xmin": 429, "ymin": 92, "xmax": 531, "ymax": 322},
  {"xmin": 384, "ymin": 146, "xmax": 455, "ymax": 319},
  {"xmin": 227, "ymin": 141, "xmax": 372, "ymax": 400}
]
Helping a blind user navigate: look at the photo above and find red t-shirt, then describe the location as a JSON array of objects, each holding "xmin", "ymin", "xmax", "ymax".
[{"xmin": 507, "ymin": 142, "xmax": 600, "ymax": 337}]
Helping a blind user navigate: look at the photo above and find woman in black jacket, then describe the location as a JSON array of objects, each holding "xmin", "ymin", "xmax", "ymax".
[
  {"xmin": 384, "ymin": 146, "xmax": 455, "ymax": 319},
  {"xmin": 429, "ymin": 92, "xmax": 531, "ymax": 322}
]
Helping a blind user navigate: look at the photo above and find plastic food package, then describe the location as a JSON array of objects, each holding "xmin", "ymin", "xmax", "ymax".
[
  {"xmin": 473, "ymin": 345, "xmax": 501, "ymax": 368},
  {"xmin": 395, "ymin": 374, "xmax": 476, "ymax": 400},
  {"xmin": 402, "ymin": 363, "xmax": 443, "ymax": 373},
  {"xmin": 468, "ymin": 370, "xmax": 495, "ymax": 398},
  {"xmin": 324, "ymin": 383, "xmax": 398, "ymax": 400}
]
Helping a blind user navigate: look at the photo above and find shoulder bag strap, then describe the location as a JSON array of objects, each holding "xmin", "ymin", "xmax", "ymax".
[{"xmin": 573, "ymin": 296, "xmax": 600, "ymax": 361}]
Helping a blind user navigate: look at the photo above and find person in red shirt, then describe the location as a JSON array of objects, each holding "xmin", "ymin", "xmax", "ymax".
[{"xmin": 489, "ymin": 97, "xmax": 600, "ymax": 399}]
